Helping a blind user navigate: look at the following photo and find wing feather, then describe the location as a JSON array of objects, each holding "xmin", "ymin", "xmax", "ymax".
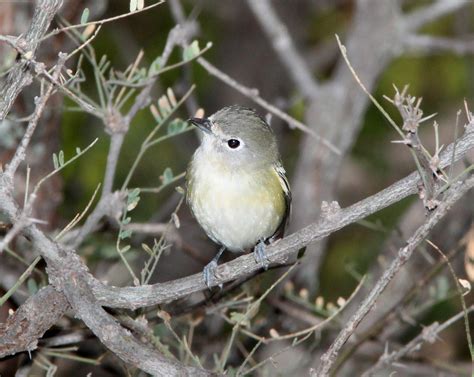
[{"xmin": 269, "ymin": 162, "xmax": 291, "ymax": 242}]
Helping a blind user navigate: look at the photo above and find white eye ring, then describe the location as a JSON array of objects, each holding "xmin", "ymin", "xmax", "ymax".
[{"xmin": 226, "ymin": 138, "xmax": 244, "ymax": 150}]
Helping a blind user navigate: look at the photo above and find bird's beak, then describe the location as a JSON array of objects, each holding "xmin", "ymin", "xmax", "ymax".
[{"xmin": 188, "ymin": 117, "xmax": 213, "ymax": 134}]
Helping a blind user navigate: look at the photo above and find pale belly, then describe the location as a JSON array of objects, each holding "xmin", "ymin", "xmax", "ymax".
[{"xmin": 187, "ymin": 163, "xmax": 285, "ymax": 252}]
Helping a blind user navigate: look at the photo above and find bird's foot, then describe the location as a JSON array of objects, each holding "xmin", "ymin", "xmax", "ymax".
[
  {"xmin": 203, "ymin": 246, "xmax": 226, "ymax": 289},
  {"xmin": 254, "ymin": 241, "xmax": 270, "ymax": 270},
  {"xmin": 203, "ymin": 260, "xmax": 218, "ymax": 289},
  {"xmin": 203, "ymin": 260, "xmax": 224, "ymax": 290}
]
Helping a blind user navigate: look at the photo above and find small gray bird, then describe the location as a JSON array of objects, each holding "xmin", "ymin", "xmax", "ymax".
[{"xmin": 186, "ymin": 106, "xmax": 291, "ymax": 287}]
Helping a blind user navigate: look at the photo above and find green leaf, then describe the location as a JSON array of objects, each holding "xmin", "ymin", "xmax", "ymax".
[
  {"xmin": 122, "ymin": 217, "xmax": 131, "ymax": 225},
  {"xmin": 58, "ymin": 150, "xmax": 64, "ymax": 166},
  {"xmin": 183, "ymin": 40, "xmax": 200, "ymax": 61},
  {"xmin": 52, "ymin": 153, "xmax": 59, "ymax": 169},
  {"xmin": 127, "ymin": 188, "xmax": 140, "ymax": 211},
  {"xmin": 138, "ymin": 67, "xmax": 147, "ymax": 78},
  {"xmin": 162, "ymin": 167, "xmax": 173, "ymax": 184},
  {"xmin": 80, "ymin": 8, "xmax": 89, "ymax": 24},
  {"xmin": 129, "ymin": 188, "xmax": 140, "ymax": 199},
  {"xmin": 119, "ymin": 229, "xmax": 132, "ymax": 240},
  {"xmin": 76, "ymin": 147, "xmax": 81, "ymax": 154},
  {"xmin": 148, "ymin": 56, "xmax": 163, "ymax": 77},
  {"xmin": 230, "ymin": 312, "xmax": 250, "ymax": 327},
  {"xmin": 129, "ymin": 0, "xmax": 137, "ymax": 12},
  {"xmin": 127, "ymin": 199, "xmax": 139, "ymax": 211},
  {"xmin": 167, "ymin": 119, "xmax": 187, "ymax": 135}
]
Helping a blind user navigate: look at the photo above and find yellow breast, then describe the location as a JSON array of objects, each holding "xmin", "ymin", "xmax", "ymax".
[{"xmin": 187, "ymin": 154, "xmax": 285, "ymax": 251}]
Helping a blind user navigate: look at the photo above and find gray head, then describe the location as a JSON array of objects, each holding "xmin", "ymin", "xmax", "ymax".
[{"xmin": 189, "ymin": 106, "xmax": 279, "ymax": 169}]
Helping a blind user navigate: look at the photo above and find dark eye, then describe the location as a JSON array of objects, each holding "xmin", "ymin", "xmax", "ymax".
[{"xmin": 227, "ymin": 139, "xmax": 240, "ymax": 149}]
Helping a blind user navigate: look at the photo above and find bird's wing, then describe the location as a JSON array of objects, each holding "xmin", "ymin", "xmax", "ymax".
[{"xmin": 269, "ymin": 162, "xmax": 291, "ymax": 242}]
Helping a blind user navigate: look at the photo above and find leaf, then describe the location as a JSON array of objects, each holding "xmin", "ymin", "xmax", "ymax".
[
  {"xmin": 157, "ymin": 310, "xmax": 171, "ymax": 322},
  {"xmin": 148, "ymin": 56, "xmax": 163, "ymax": 77},
  {"xmin": 137, "ymin": 0, "xmax": 145, "ymax": 10},
  {"xmin": 158, "ymin": 95, "xmax": 171, "ymax": 116},
  {"xmin": 127, "ymin": 199, "xmax": 139, "ymax": 211},
  {"xmin": 119, "ymin": 229, "xmax": 132, "ymax": 240},
  {"xmin": 230, "ymin": 312, "xmax": 250, "ymax": 327},
  {"xmin": 142, "ymin": 243, "xmax": 154, "ymax": 256},
  {"xmin": 52, "ymin": 153, "xmax": 59, "ymax": 169},
  {"xmin": 315, "ymin": 296, "xmax": 324, "ymax": 309},
  {"xmin": 167, "ymin": 119, "xmax": 187, "ymax": 135},
  {"xmin": 183, "ymin": 40, "xmax": 200, "ymax": 61},
  {"xmin": 459, "ymin": 278, "xmax": 471, "ymax": 296},
  {"xmin": 122, "ymin": 217, "xmax": 131, "ymax": 225},
  {"xmin": 58, "ymin": 150, "xmax": 64, "ymax": 166},
  {"xmin": 82, "ymin": 24, "xmax": 96, "ymax": 39},
  {"xmin": 337, "ymin": 297, "xmax": 346, "ymax": 307},
  {"xmin": 269, "ymin": 328, "xmax": 280, "ymax": 338},
  {"xmin": 130, "ymin": 0, "xmax": 137, "ymax": 12},
  {"xmin": 120, "ymin": 245, "xmax": 131, "ymax": 253},
  {"xmin": 326, "ymin": 302, "xmax": 337, "ymax": 315},
  {"xmin": 138, "ymin": 67, "xmax": 147, "ymax": 78},
  {"xmin": 149, "ymin": 104, "xmax": 162, "ymax": 122},
  {"xmin": 80, "ymin": 8, "xmax": 90, "ymax": 24},
  {"xmin": 129, "ymin": 188, "xmax": 140, "ymax": 198},
  {"xmin": 162, "ymin": 167, "xmax": 173, "ymax": 184},
  {"xmin": 76, "ymin": 147, "xmax": 81, "ymax": 154},
  {"xmin": 127, "ymin": 188, "xmax": 141, "ymax": 211},
  {"xmin": 167, "ymin": 88, "xmax": 177, "ymax": 107}
]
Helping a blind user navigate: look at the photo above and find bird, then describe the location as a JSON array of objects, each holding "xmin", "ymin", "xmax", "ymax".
[{"xmin": 186, "ymin": 105, "xmax": 291, "ymax": 288}]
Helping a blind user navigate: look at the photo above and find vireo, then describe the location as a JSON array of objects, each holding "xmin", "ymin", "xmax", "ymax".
[{"xmin": 186, "ymin": 106, "xmax": 291, "ymax": 287}]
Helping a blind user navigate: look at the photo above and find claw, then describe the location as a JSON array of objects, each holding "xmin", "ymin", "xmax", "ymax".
[
  {"xmin": 203, "ymin": 246, "xmax": 226, "ymax": 289},
  {"xmin": 254, "ymin": 241, "xmax": 270, "ymax": 270},
  {"xmin": 203, "ymin": 260, "xmax": 218, "ymax": 288}
]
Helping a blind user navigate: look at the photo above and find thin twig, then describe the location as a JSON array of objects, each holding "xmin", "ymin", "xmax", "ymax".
[
  {"xmin": 404, "ymin": 34, "xmax": 474, "ymax": 56},
  {"xmin": 40, "ymin": 1, "xmax": 165, "ymax": 42},
  {"xmin": 196, "ymin": 57, "xmax": 340, "ymax": 155},
  {"xmin": 246, "ymin": 0, "xmax": 318, "ymax": 98},
  {"xmin": 5, "ymin": 53, "xmax": 67, "ymax": 179},
  {"xmin": 362, "ymin": 306, "xmax": 474, "ymax": 376},
  {"xmin": 404, "ymin": 0, "xmax": 468, "ymax": 32},
  {"xmin": 0, "ymin": 0, "xmax": 63, "ymax": 120},
  {"xmin": 313, "ymin": 176, "xmax": 474, "ymax": 376}
]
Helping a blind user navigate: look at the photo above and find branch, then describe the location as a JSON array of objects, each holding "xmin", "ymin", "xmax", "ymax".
[
  {"xmin": 0, "ymin": 0, "xmax": 63, "ymax": 120},
  {"xmin": 58, "ymin": 262, "xmax": 214, "ymax": 377},
  {"xmin": 404, "ymin": 0, "xmax": 468, "ymax": 31},
  {"xmin": 313, "ymin": 176, "xmax": 474, "ymax": 376},
  {"xmin": 71, "ymin": 23, "xmax": 193, "ymax": 248},
  {"xmin": 90, "ymin": 124, "xmax": 474, "ymax": 309},
  {"xmin": 404, "ymin": 34, "xmax": 474, "ymax": 56},
  {"xmin": 362, "ymin": 305, "xmax": 474, "ymax": 376},
  {"xmin": 0, "ymin": 188, "xmax": 215, "ymax": 375},
  {"xmin": 5, "ymin": 53, "xmax": 67, "ymax": 180},
  {"xmin": 168, "ymin": 0, "xmax": 338, "ymax": 154},
  {"xmin": 196, "ymin": 57, "xmax": 340, "ymax": 155},
  {"xmin": 246, "ymin": 0, "xmax": 318, "ymax": 98},
  {"xmin": 0, "ymin": 286, "xmax": 69, "ymax": 357}
]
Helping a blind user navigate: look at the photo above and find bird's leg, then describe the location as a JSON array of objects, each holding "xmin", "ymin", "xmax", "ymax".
[
  {"xmin": 203, "ymin": 246, "xmax": 226, "ymax": 289},
  {"xmin": 254, "ymin": 240, "xmax": 270, "ymax": 270}
]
